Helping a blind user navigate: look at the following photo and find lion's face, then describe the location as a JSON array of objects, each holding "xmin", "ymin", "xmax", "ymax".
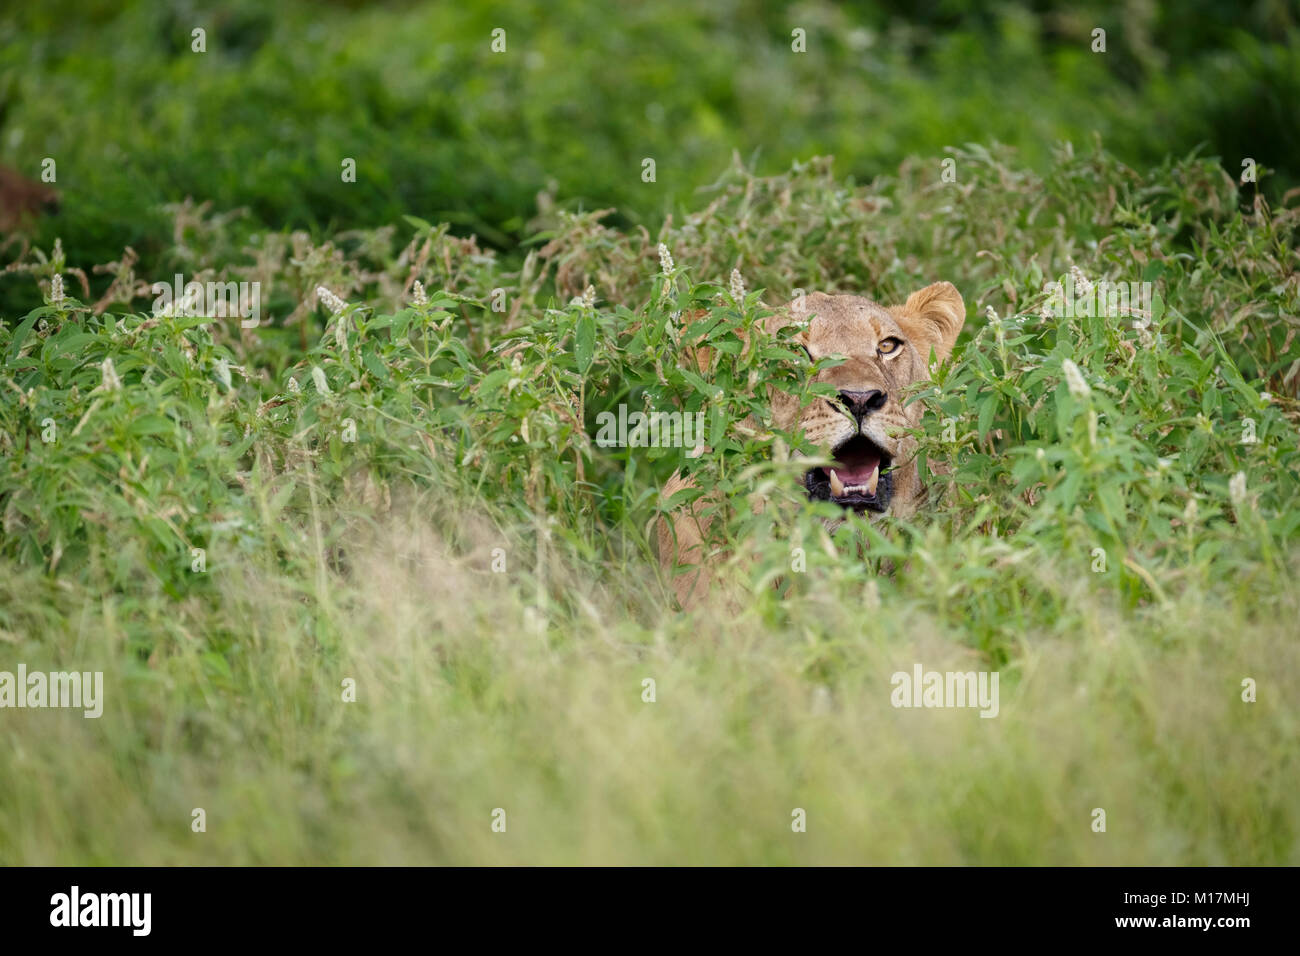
[
  {"xmin": 769, "ymin": 283, "xmax": 965, "ymax": 519},
  {"xmin": 657, "ymin": 281, "xmax": 965, "ymax": 606}
]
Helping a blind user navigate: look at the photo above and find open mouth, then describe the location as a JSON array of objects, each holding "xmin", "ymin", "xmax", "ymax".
[{"xmin": 804, "ymin": 434, "xmax": 893, "ymax": 512}]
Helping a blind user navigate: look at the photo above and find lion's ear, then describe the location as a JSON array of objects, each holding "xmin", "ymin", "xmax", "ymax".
[{"xmin": 893, "ymin": 281, "xmax": 965, "ymax": 365}]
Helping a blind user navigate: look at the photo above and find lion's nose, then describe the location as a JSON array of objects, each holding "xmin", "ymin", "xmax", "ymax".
[{"xmin": 838, "ymin": 389, "xmax": 887, "ymax": 422}]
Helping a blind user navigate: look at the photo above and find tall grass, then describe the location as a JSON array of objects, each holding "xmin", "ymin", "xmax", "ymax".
[{"xmin": 0, "ymin": 144, "xmax": 1297, "ymax": 863}]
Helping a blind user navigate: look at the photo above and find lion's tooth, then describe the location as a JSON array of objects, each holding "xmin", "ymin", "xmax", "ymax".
[
  {"xmin": 865, "ymin": 464, "xmax": 879, "ymax": 496},
  {"xmin": 829, "ymin": 468, "xmax": 845, "ymax": 497}
]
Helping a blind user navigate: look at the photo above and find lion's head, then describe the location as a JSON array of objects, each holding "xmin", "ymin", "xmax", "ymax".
[
  {"xmin": 768, "ymin": 282, "xmax": 965, "ymax": 519},
  {"xmin": 658, "ymin": 281, "xmax": 965, "ymax": 606}
]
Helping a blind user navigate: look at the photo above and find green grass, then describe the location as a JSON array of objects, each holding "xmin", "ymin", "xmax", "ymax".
[
  {"xmin": 1, "ymin": 142, "xmax": 1298, "ymax": 864},
  {"xmin": 3, "ymin": 0, "xmax": 1297, "ymax": 321}
]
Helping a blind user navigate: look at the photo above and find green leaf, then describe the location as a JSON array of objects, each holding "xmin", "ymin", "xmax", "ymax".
[
  {"xmin": 477, "ymin": 368, "xmax": 512, "ymax": 397},
  {"xmin": 129, "ymin": 415, "xmax": 174, "ymax": 436},
  {"xmin": 977, "ymin": 395, "xmax": 996, "ymax": 440},
  {"xmin": 6, "ymin": 307, "xmax": 51, "ymax": 362},
  {"xmin": 362, "ymin": 350, "xmax": 390, "ymax": 382},
  {"xmin": 575, "ymin": 314, "xmax": 595, "ymax": 375}
]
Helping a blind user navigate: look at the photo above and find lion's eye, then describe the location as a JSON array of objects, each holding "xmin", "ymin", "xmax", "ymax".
[{"xmin": 878, "ymin": 337, "xmax": 903, "ymax": 356}]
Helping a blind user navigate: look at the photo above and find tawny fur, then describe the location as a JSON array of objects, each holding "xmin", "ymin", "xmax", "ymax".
[{"xmin": 657, "ymin": 281, "xmax": 965, "ymax": 608}]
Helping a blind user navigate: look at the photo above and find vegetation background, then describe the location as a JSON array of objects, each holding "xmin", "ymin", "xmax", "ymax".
[{"xmin": 0, "ymin": 0, "xmax": 1297, "ymax": 863}]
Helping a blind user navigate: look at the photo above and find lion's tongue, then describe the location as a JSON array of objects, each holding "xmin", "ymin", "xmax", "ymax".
[{"xmin": 829, "ymin": 450, "xmax": 880, "ymax": 496}]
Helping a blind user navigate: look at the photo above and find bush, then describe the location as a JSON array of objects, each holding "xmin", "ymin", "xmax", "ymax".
[
  {"xmin": 3, "ymin": 0, "xmax": 1296, "ymax": 320},
  {"xmin": 2, "ymin": 144, "xmax": 1298, "ymax": 862}
]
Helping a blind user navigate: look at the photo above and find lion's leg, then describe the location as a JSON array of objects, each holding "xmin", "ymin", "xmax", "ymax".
[{"xmin": 656, "ymin": 470, "xmax": 716, "ymax": 609}]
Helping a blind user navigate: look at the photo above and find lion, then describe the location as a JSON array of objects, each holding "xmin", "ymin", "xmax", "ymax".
[{"xmin": 657, "ymin": 281, "xmax": 966, "ymax": 608}]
